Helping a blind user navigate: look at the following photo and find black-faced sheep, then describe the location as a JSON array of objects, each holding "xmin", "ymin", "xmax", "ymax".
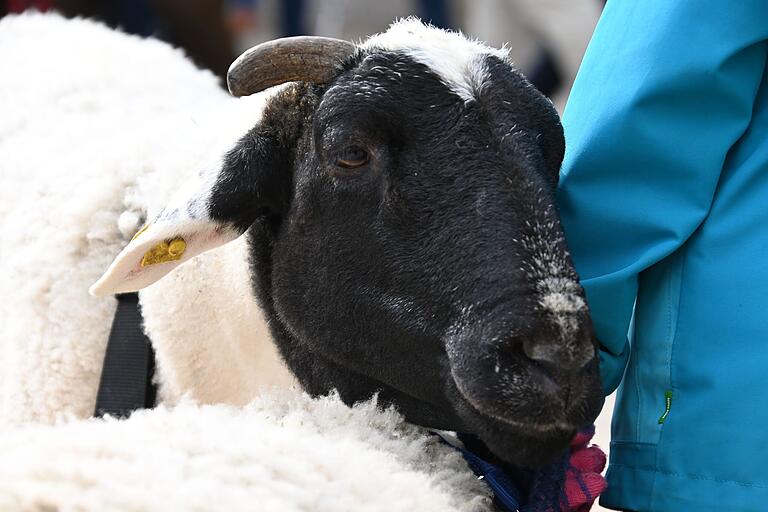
[
  {"xmin": 90, "ymin": 19, "xmax": 603, "ymax": 468},
  {"xmin": 0, "ymin": 14, "xmax": 602, "ymax": 476}
]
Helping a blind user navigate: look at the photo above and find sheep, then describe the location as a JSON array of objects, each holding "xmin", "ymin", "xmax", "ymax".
[{"xmin": 0, "ymin": 10, "xmax": 603, "ymax": 478}]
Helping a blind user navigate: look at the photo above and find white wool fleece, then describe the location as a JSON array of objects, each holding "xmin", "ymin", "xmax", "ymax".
[
  {"xmin": 0, "ymin": 391, "xmax": 493, "ymax": 512},
  {"xmin": 0, "ymin": 12, "xmax": 293, "ymax": 425}
]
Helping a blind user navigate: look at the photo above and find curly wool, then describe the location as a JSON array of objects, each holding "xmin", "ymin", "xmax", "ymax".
[{"xmin": 0, "ymin": 391, "xmax": 493, "ymax": 512}]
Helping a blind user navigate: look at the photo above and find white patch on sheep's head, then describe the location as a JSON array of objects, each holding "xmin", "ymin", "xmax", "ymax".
[{"xmin": 360, "ymin": 17, "xmax": 509, "ymax": 102}]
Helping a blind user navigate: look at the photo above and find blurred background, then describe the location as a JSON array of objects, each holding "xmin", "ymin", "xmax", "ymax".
[
  {"xmin": 1, "ymin": 0, "xmax": 605, "ymax": 111},
  {"xmin": 0, "ymin": 0, "xmax": 613, "ymax": 509}
]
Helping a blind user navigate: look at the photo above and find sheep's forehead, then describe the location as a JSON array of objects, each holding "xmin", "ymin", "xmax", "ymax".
[{"xmin": 359, "ymin": 18, "xmax": 509, "ymax": 102}]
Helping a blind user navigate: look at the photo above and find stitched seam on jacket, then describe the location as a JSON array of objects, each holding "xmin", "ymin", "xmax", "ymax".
[
  {"xmin": 634, "ymin": 340, "xmax": 642, "ymax": 440},
  {"xmin": 610, "ymin": 441, "xmax": 656, "ymax": 447},
  {"xmin": 650, "ymin": 251, "xmax": 686, "ymax": 508},
  {"xmin": 667, "ymin": 250, "xmax": 687, "ymax": 418},
  {"xmin": 609, "ymin": 463, "xmax": 768, "ymax": 489}
]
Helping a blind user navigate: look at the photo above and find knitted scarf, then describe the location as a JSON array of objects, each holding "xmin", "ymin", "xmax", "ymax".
[{"xmin": 449, "ymin": 426, "xmax": 606, "ymax": 512}]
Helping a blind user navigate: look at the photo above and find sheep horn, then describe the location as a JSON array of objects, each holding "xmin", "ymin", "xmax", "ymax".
[{"xmin": 227, "ymin": 36, "xmax": 357, "ymax": 97}]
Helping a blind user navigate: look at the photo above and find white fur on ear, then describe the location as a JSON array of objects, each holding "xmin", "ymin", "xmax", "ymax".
[
  {"xmin": 91, "ymin": 151, "xmax": 252, "ymax": 297},
  {"xmin": 89, "ymin": 217, "xmax": 241, "ymax": 297}
]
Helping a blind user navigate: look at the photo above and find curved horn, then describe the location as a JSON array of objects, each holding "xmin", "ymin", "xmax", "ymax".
[{"xmin": 227, "ymin": 36, "xmax": 357, "ymax": 97}]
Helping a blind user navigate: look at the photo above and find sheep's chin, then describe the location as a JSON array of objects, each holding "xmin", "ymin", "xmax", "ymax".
[
  {"xmin": 443, "ymin": 362, "xmax": 603, "ymax": 468},
  {"xmin": 449, "ymin": 389, "xmax": 578, "ymax": 468}
]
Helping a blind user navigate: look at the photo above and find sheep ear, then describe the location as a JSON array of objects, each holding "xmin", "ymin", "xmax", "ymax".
[
  {"xmin": 91, "ymin": 127, "xmax": 289, "ymax": 297},
  {"xmin": 89, "ymin": 180, "xmax": 244, "ymax": 297}
]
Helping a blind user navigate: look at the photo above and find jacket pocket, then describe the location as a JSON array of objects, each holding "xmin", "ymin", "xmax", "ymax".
[{"xmin": 617, "ymin": 251, "xmax": 685, "ymax": 445}]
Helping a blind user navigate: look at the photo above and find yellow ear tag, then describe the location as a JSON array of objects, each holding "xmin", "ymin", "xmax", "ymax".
[{"xmin": 140, "ymin": 238, "xmax": 187, "ymax": 267}]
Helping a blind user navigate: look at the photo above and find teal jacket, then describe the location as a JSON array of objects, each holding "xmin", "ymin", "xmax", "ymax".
[{"xmin": 558, "ymin": 2, "xmax": 768, "ymax": 511}]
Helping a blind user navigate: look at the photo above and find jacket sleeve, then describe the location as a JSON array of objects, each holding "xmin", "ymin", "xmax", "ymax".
[{"xmin": 557, "ymin": 1, "xmax": 768, "ymax": 394}]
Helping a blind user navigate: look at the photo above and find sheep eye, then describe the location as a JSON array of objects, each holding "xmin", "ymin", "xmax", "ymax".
[{"xmin": 335, "ymin": 146, "xmax": 369, "ymax": 169}]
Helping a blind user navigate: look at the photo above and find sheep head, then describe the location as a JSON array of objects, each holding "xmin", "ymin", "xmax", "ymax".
[{"xmin": 92, "ymin": 19, "xmax": 603, "ymax": 469}]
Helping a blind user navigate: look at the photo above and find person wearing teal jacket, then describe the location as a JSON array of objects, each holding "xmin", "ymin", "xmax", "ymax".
[{"xmin": 558, "ymin": 2, "xmax": 768, "ymax": 511}]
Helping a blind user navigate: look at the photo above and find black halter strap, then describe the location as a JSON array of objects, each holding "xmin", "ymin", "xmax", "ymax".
[{"xmin": 94, "ymin": 292, "xmax": 157, "ymax": 418}]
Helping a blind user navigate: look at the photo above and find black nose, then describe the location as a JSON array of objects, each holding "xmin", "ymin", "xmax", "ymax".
[{"xmin": 521, "ymin": 319, "xmax": 595, "ymax": 372}]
